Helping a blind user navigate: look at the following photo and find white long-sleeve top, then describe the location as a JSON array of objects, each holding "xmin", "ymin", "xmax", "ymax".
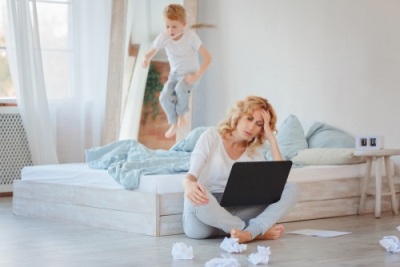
[{"xmin": 188, "ymin": 128, "xmax": 265, "ymax": 193}]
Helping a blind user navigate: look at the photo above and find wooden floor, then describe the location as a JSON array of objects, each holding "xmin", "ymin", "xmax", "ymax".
[{"xmin": 1, "ymin": 196, "xmax": 399, "ymax": 267}]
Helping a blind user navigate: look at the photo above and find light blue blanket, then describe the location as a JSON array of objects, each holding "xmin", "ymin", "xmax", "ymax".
[{"xmin": 86, "ymin": 127, "xmax": 209, "ymax": 190}]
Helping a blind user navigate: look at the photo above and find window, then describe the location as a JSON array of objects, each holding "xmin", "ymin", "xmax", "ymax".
[
  {"xmin": 36, "ymin": 0, "xmax": 72, "ymax": 99},
  {"xmin": 0, "ymin": 0, "xmax": 72, "ymax": 102}
]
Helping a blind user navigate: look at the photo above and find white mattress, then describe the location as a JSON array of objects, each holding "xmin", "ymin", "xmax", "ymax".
[
  {"xmin": 20, "ymin": 162, "xmax": 377, "ymax": 196},
  {"xmin": 21, "ymin": 163, "xmax": 186, "ymax": 194}
]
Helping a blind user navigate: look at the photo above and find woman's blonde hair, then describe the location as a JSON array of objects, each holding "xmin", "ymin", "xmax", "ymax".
[{"xmin": 218, "ymin": 96, "xmax": 278, "ymax": 152}]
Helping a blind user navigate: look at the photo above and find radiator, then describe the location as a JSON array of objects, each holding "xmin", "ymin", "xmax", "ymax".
[{"xmin": 0, "ymin": 107, "xmax": 32, "ymax": 192}]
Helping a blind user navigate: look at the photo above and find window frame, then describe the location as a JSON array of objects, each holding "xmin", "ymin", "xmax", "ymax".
[{"xmin": 0, "ymin": 0, "xmax": 73, "ymax": 105}]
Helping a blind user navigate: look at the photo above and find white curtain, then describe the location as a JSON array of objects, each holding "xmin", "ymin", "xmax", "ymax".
[
  {"xmin": 56, "ymin": 0, "xmax": 111, "ymax": 162},
  {"xmin": 4, "ymin": 0, "xmax": 112, "ymax": 164},
  {"xmin": 4, "ymin": 0, "xmax": 58, "ymax": 165}
]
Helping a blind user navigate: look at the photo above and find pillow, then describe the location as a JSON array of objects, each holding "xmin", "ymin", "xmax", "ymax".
[
  {"xmin": 267, "ymin": 114, "xmax": 308, "ymax": 160},
  {"xmin": 306, "ymin": 122, "xmax": 355, "ymax": 148},
  {"xmin": 292, "ymin": 148, "xmax": 366, "ymax": 165},
  {"xmin": 170, "ymin": 126, "xmax": 209, "ymax": 152}
]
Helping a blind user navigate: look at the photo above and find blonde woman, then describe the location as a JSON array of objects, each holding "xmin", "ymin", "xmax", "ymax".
[{"xmin": 182, "ymin": 96, "xmax": 300, "ymax": 243}]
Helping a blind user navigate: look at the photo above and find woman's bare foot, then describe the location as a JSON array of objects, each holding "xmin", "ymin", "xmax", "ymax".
[
  {"xmin": 165, "ymin": 124, "xmax": 178, "ymax": 139},
  {"xmin": 255, "ymin": 224, "xmax": 284, "ymax": 240},
  {"xmin": 231, "ymin": 224, "xmax": 284, "ymax": 244},
  {"xmin": 230, "ymin": 229, "xmax": 252, "ymax": 243}
]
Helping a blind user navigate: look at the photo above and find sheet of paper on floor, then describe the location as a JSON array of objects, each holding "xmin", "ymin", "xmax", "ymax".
[{"xmin": 288, "ymin": 229, "xmax": 352, "ymax": 237}]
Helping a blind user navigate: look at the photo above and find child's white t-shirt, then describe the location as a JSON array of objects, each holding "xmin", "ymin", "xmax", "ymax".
[
  {"xmin": 153, "ymin": 30, "xmax": 202, "ymax": 75},
  {"xmin": 188, "ymin": 128, "xmax": 264, "ymax": 193}
]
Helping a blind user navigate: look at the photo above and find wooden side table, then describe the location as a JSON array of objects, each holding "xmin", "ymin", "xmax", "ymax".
[{"xmin": 354, "ymin": 149, "xmax": 400, "ymax": 218}]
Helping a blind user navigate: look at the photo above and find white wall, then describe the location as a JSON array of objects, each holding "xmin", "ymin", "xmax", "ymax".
[{"xmin": 193, "ymin": 0, "xmax": 400, "ymax": 148}]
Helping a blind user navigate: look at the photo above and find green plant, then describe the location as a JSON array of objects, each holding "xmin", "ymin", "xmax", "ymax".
[{"xmin": 143, "ymin": 63, "xmax": 164, "ymax": 123}]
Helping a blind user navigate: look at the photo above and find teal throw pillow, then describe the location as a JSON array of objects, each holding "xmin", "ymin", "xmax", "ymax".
[
  {"xmin": 267, "ymin": 114, "xmax": 308, "ymax": 160},
  {"xmin": 306, "ymin": 122, "xmax": 355, "ymax": 148}
]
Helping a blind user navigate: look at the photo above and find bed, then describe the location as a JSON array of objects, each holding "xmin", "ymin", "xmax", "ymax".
[
  {"xmin": 13, "ymin": 160, "xmax": 400, "ymax": 236},
  {"xmin": 12, "ymin": 120, "xmax": 400, "ymax": 236},
  {"xmin": 13, "ymin": 163, "xmax": 186, "ymax": 236}
]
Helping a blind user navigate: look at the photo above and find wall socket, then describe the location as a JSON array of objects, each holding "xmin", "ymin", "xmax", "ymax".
[{"xmin": 355, "ymin": 135, "xmax": 383, "ymax": 150}]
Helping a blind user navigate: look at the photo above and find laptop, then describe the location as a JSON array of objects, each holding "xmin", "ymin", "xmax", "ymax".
[{"xmin": 220, "ymin": 161, "xmax": 292, "ymax": 207}]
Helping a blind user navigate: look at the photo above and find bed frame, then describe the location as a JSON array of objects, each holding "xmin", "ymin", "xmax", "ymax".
[{"xmin": 13, "ymin": 162, "xmax": 400, "ymax": 236}]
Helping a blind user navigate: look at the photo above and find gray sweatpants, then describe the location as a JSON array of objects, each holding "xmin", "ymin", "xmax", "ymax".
[
  {"xmin": 182, "ymin": 183, "xmax": 300, "ymax": 240},
  {"xmin": 159, "ymin": 72, "xmax": 198, "ymax": 125}
]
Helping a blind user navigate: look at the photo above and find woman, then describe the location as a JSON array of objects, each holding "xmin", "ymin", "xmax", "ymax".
[{"xmin": 183, "ymin": 96, "xmax": 299, "ymax": 243}]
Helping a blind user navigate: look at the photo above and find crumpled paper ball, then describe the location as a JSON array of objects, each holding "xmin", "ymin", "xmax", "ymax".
[
  {"xmin": 205, "ymin": 254, "xmax": 240, "ymax": 267},
  {"xmin": 220, "ymin": 237, "xmax": 247, "ymax": 253},
  {"xmin": 379, "ymin": 236, "xmax": 400, "ymax": 254},
  {"xmin": 171, "ymin": 242, "xmax": 194, "ymax": 259},
  {"xmin": 248, "ymin": 246, "xmax": 271, "ymax": 265}
]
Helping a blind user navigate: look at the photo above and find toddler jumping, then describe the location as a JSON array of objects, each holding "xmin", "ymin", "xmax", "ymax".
[{"xmin": 142, "ymin": 3, "xmax": 212, "ymax": 139}]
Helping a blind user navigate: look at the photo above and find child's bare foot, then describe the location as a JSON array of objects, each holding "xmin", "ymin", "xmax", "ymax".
[
  {"xmin": 165, "ymin": 124, "xmax": 178, "ymax": 139},
  {"xmin": 178, "ymin": 115, "xmax": 186, "ymax": 127},
  {"xmin": 255, "ymin": 224, "xmax": 284, "ymax": 240},
  {"xmin": 230, "ymin": 229, "xmax": 252, "ymax": 243}
]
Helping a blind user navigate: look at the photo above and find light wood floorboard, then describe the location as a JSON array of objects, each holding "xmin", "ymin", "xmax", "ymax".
[{"xmin": 1, "ymin": 196, "xmax": 399, "ymax": 266}]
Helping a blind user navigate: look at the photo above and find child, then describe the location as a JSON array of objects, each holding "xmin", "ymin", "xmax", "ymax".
[{"xmin": 142, "ymin": 4, "xmax": 212, "ymax": 139}]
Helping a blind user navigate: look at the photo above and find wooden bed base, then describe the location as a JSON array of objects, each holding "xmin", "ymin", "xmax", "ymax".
[{"xmin": 13, "ymin": 172, "xmax": 399, "ymax": 236}]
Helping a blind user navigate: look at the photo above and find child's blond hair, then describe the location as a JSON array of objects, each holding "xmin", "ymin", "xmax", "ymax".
[
  {"xmin": 163, "ymin": 4, "xmax": 215, "ymax": 29},
  {"xmin": 163, "ymin": 4, "xmax": 186, "ymax": 23}
]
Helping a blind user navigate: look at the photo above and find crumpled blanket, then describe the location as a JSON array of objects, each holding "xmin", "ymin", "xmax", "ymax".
[{"xmin": 85, "ymin": 127, "xmax": 208, "ymax": 190}]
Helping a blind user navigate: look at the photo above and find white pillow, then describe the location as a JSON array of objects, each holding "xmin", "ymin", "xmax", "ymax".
[{"xmin": 292, "ymin": 148, "xmax": 366, "ymax": 165}]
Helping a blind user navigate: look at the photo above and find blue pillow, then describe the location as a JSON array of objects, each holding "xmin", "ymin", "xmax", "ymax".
[
  {"xmin": 170, "ymin": 126, "xmax": 209, "ymax": 152},
  {"xmin": 267, "ymin": 114, "xmax": 308, "ymax": 160},
  {"xmin": 306, "ymin": 122, "xmax": 355, "ymax": 148}
]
